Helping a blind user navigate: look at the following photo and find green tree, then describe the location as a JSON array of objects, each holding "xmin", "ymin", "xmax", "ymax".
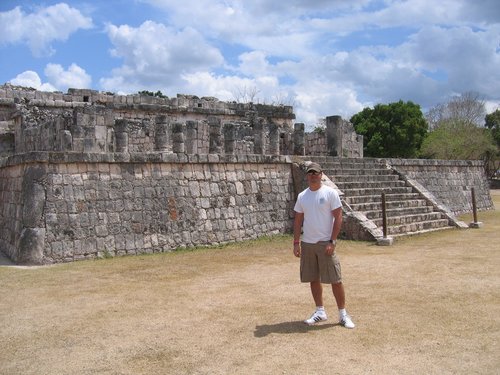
[
  {"xmin": 138, "ymin": 90, "xmax": 167, "ymax": 98},
  {"xmin": 422, "ymin": 93, "xmax": 498, "ymax": 178},
  {"xmin": 426, "ymin": 92, "xmax": 486, "ymax": 130},
  {"xmin": 485, "ymin": 109, "xmax": 500, "ymax": 148},
  {"xmin": 420, "ymin": 119, "xmax": 495, "ymax": 160},
  {"xmin": 350, "ymin": 100, "xmax": 428, "ymax": 158},
  {"xmin": 484, "ymin": 109, "xmax": 500, "ymax": 178}
]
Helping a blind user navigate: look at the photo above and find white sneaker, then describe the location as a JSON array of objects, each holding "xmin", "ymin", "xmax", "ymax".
[
  {"xmin": 339, "ymin": 314, "xmax": 355, "ymax": 329},
  {"xmin": 304, "ymin": 310, "xmax": 328, "ymax": 325}
]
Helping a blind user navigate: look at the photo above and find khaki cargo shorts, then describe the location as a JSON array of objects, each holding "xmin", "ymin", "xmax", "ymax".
[{"xmin": 300, "ymin": 241, "xmax": 342, "ymax": 284}]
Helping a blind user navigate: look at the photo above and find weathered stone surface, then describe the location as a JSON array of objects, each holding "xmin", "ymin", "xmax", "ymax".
[
  {"xmin": 18, "ymin": 227, "xmax": 45, "ymax": 264},
  {"xmin": 0, "ymin": 86, "xmax": 494, "ymax": 264}
]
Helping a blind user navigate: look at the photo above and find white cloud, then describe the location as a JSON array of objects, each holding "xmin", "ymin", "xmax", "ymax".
[
  {"xmin": 4, "ymin": 0, "xmax": 497, "ymax": 127},
  {"xmin": 393, "ymin": 24, "xmax": 500, "ymax": 105},
  {"xmin": 293, "ymin": 80, "xmax": 364, "ymax": 127},
  {"xmin": 237, "ymin": 51, "xmax": 270, "ymax": 77},
  {"xmin": 9, "ymin": 64, "xmax": 91, "ymax": 92},
  {"xmin": 10, "ymin": 71, "xmax": 56, "ymax": 92},
  {"xmin": 101, "ymin": 0, "xmax": 500, "ymax": 124},
  {"xmin": 100, "ymin": 21, "xmax": 224, "ymax": 93},
  {"xmin": 44, "ymin": 63, "xmax": 92, "ymax": 91},
  {"xmin": 0, "ymin": 4, "xmax": 93, "ymax": 57},
  {"xmin": 485, "ymin": 101, "xmax": 500, "ymax": 114},
  {"xmin": 141, "ymin": 0, "xmax": 325, "ymax": 58},
  {"xmin": 181, "ymin": 72, "xmax": 256, "ymax": 100}
]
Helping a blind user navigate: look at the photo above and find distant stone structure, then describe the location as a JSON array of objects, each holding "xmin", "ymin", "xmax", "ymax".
[
  {"xmin": 0, "ymin": 85, "xmax": 363, "ymax": 158},
  {"xmin": 0, "ymin": 85, "xmax": 493, "ymax": 264}
]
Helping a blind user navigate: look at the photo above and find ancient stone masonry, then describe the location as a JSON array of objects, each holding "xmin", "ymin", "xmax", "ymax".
[
  {"xmin": 304, "ymin": 116, "xmax": 363, "ymax": 158},
  {"xmin": 0, "ymin": 85, "xmax": 494, "ymax": 264},
  {"xmin": 0, "ymin": 85, "xmax": 364, "ymax": 158},
  {"xmin": 385, "ymin": 158, "xmax": 493, "ymax": 214},
  {"xmin": 0, "ymin": 153, "xmax": 292, "ymax": 263}
]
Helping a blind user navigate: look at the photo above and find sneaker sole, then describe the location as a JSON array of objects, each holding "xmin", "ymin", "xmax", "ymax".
[
  {"xmin": 340, "ymin": 321, "xmax": 355, "ymax": 329},
  {"xmin": 304, "ymin": 317, "xmax": 327, "ymax": 325}
]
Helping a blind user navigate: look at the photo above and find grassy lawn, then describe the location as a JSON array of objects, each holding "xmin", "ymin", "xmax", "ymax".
[{"xmin": 1, "ymin": 192, "xmax": 498, "ymax": 374}]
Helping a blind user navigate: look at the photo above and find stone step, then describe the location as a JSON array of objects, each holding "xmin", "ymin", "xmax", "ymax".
[
  {"xmin": 309, "ymin": 158, "xmax": 384, "ymax": 168},
  {"xmin": 372, "ymin": 212, "xmax": 447, "ymax": 227},
  {"xmin": 348, "ymin": 198, "xmax": 430, "ymax": 211},
  {"xmin": 335, "ymin": 180, "xmax": 407, "ymax": 190},
  {"xmin": 345, "ymin": 192, "xmax": 421, "ymax": 204},
  {"xmin": 325, "ymin": 168, "xmax": 393, "ymax": 177},
  {"xmin": 307, "ymin": 156, "xmax": 454, "ymax": 239},
  {"xmin": 333, "ymin": 173, "xmax": 400, "ymax": 182},
  {"xmin": 342, "ymin": 186, "xmax": 414, "ymax": 196},
  {"xmin": 391, "ymin": 226, "xmax": 455, "ymax": 238},
  {"xmin": 365, "ymin": 205, "xmax": 435, "ymax": 219},
  {"xmin": 384, "ymin": 219, "xmax": 451, "ymax": 235}
]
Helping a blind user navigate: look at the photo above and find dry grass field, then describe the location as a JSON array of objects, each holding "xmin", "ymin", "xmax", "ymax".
[{"xmin": 1, "ymin": 191, "xmax": 499, "ymax": 374}]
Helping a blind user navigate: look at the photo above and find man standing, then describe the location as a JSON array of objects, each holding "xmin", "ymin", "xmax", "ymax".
[{"xmin": 293, "ymin": 162, "xmax": 355, "ymax": 328}]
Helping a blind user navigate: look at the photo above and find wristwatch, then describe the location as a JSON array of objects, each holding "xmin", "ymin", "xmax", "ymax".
[{"xmin": 328, "ymin": 240, "xmax": 336, "ymax": 245}]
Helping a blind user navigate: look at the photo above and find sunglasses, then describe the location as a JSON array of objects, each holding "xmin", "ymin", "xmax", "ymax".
[{"xmin": 307, "ymin": 171, "xmax": 321, "ymax": 175}]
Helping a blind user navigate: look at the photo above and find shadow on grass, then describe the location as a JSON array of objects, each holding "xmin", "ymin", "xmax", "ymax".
[{"xmin": 254, "ymin": 321, "xmax": 339, "ymax": 337}]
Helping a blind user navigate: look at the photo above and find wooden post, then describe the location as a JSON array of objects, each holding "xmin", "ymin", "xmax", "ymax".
[
  {"xmin": 381, "ymin": 192, "xmax": 388, "ymax": 238},
  {"xmin": 471, "ymin": 187, "xmax": 478, "ymax": 223},
  {"xmin": 469, "ymin": 187, "xmax": 483, "ymax": 228}
]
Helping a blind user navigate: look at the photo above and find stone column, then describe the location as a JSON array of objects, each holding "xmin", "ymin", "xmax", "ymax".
[
  {"xmin": 208, "ymin": 116, "xmax": 222, "ymax": 154},
  {"xmin": 185, "ymin": 120, "xmax": 197, "ymax": 154},
  {"xmin": 268, "ymin": 123, "xmax": 279, "ymax": 156},
  {"xmin": 154, "ymin": 115, "xmax": 171, "ymax": 152},
  {"xmin": 253, "ymin": 118, "xmax": 265, "ymax": 154},
  {"xmin": 326, "ymin": 115, "xmax": 342, "ymax": 157},
  {"xmin": 18, "ymin": 165, "xmax": 47, "ymax": 264},
  {"xmin": 172, "ymin": 122, "xmax": 185, "ymax": 153},
  {"xmin": 224, "ymin": 123, "xmax": 235, "ymax": 155},
  {"xmin": 62, "ymin": 130, "xmax": 73, "ymax": 151},
  {"xmin": 293, "ymin": 123, "xmax": 305, "ymax": 155},
  {"xmin": 115, "ymin": 119, "xmax": 129, "ymax": 152}
]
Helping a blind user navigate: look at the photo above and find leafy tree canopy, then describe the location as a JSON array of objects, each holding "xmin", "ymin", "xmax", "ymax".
[
  {"xmin": 138, "ymin": 90, "xmax": 167, "ymax": 98},
  {"xmin": 420, "ymin": 119, "xmax": 496, "ymax": 160},
  {"xmin": 422, "ymin": 93, "xmax": 498, "ymax": 178},
  {"xmin": 485, "ymin": 109, "xmax": 500, "ymax": 148},
  {"xmin": 426, "ymin": 92, "xmax": 486, "ymax": 130},
  {"xmin": 350, "ymin": 100, "xmax": 428, "ymax": 158}
]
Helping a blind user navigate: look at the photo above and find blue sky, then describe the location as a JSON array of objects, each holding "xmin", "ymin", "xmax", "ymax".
[{"xmin": 1, "ymin": 0, "xmax": 499, "ymax": 126}]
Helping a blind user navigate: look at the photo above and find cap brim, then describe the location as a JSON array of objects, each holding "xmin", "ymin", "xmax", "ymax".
[{"xmin": 307, "ymin": 168, "xmax": 321, "ymax": 173}]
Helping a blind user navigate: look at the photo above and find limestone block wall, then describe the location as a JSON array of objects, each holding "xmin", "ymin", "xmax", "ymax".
[
  {"xmin": 303, "ymin": 117, "xmax": 363, "ymax": 158},
  {"xmin": 0, "ymin": 153, "xmax": 294, "ymax": 264},
  {"xmin": 0, "ymin": 164, "xmax": 24, "ymax": 261},
  {"xmin": 0, "ymin": 153, "xmax": 495, "ymax": 264},
  {"xmin": 0, "ymin": 86, "xmax": 367, "ymax": 159},
  {"xmin": 305, "ymin": 131, "xmax": 328, "ymax": 156},
  {"xmin": 385, "ymin": 158, "xmax": 493, "ymax": 214},
  {"xmin": 0, "ymin": 85, "xmax": 295, "ymax": 130}
]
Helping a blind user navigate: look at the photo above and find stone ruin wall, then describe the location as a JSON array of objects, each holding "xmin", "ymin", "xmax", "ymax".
[
  {"xmin": 304, "ymin": 116, "xmax": 363, "ymax": 158},
  {"xmin": 0, "ymin": 85, "xmax": 363, "ymax": 158},
  {"xmin": 0, "ymin": 85, "xmax": 364, "ymax": 264},
  {"xmin": 0, "ymin": 85, "xmax": 494, "ymax": 264},
  {"xmin": 0, "ymin": 153, "xmax": 293, "ymax": 264},
  {"xmin": 385, "ymin": 158, "xmax": 493, "ymax": 215}
]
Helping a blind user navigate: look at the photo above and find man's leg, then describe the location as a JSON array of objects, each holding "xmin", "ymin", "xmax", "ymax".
[
  {"xmin": 332, "ymin": 282, "xmax": 355, "ymax": 328},
  {"xmin": 304, "ymin": 280, "xmax": 328, "ymax": 325},
  {"xmin": 310, "ymin": 280, "xmax": 323, "ymax": 306},
  {"xmin": 331, "ymin": 282, "xmax": 345, "ymax": 309}
]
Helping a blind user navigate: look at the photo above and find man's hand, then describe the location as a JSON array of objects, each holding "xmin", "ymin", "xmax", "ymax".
[
  {"xmin": 325, "ymin": 243, "xmax": 335, "ymax": 256},
  {"xmin": 293, "ymin": 243, "xmax": 301, "ymax": 257}
]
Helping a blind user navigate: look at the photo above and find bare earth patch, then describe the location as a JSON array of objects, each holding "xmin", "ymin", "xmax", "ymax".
[{"xmin": 1, "ymin": 192, "xmax": 499, "ymax": 374}]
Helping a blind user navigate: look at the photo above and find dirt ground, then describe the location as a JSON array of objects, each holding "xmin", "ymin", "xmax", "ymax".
[{"xmin": 1, "ymin": 192, "xmax": 499, "ymax": 375}]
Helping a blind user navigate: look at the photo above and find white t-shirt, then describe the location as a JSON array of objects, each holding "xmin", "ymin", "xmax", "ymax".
[{"xmin": 294, "ymin": 184, "xmax": 342, "ymax": 244}]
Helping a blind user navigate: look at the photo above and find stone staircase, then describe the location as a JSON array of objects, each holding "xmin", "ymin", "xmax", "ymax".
[{"xmin": 314, "ymin": 158, "xmax": 455, "ymax": 238}]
